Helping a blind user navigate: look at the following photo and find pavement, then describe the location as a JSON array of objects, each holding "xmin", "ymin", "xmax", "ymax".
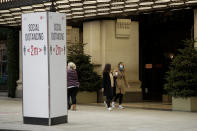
[{"xmin": 0, "ymin": 97, "xmax": 197, "ymax": 131}]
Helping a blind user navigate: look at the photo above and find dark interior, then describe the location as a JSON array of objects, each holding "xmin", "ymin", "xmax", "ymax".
[{"xmin": 139, "ymin": 10, "xmax": 194, "ymax": 101}]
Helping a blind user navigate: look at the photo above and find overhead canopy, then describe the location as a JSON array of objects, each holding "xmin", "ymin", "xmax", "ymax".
[{"xmin": 0, "ymin": 0, "xmax": 197, "ymax": 26}]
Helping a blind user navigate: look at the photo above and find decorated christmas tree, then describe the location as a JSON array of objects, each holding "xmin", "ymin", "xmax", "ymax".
[
  {"xmin": 67, "ymin": 43, "xmax": 102, "ymax": 92},
  {"xmin": 164, "ymin": 40, "xmax": 197, "ymax": 98}
]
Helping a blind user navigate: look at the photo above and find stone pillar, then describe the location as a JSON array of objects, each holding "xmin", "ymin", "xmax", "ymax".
[
  {"xmin": 194, "ymin": 9, "xmax": 197, "ymax": 47},
  {"xmin": 16, "ymin": 31, "xmax": 22, "ymax": 98},
  {"xmin": 83, "ymin": 21, "xmax": 102, "ymax": 75}
]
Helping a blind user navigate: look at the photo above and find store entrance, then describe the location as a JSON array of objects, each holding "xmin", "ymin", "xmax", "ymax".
[{"xmin": 139, "ymin": 10, "xmax": 194, "ymax": 101}]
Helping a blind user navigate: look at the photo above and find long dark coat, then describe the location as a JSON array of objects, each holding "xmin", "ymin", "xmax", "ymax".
[{"xmin": 103, "ymin": 72, "xmax": 113, "ymax": 97}]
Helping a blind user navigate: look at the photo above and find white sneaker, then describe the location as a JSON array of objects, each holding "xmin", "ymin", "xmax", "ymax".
[
  {"xmin": 104, "ymin": 101, "xmax": 107, "ymax": 107},
  {"xmin": 118, "ymin": 105, "xmax": 124, "ymax": 109},
  {"xmin": 108, "ymin": 107, "xmax": 112, "ymax": 111},
  {"xmin": 112, "ymin": 102, "xmax": 115, "ymax": 108}
]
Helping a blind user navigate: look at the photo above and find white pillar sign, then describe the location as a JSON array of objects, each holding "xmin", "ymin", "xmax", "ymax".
[{"xmin": 22, "ymin": 12, "xmax": 67, "ymax": 125}]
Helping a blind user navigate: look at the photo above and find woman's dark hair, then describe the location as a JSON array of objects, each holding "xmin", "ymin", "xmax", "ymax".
[{"xmin": 103, "ymin": 64, "xmax": 111, "ymax": 73}]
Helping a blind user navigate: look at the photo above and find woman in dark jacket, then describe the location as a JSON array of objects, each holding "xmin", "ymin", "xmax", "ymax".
[
  {"xmin": 67, "ymin": 62, "xmax": 79, "ymax": 111},
  {"xmin": 102, "ymin": 64, "xmax": 113, "ymax": 111}
]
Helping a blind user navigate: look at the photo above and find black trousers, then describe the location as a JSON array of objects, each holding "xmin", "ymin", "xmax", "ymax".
[
  {"xmin": 68, "ymin": 87, "xmax": 78, "ymax": 109},
  {"xmin": 114, "ymin": 93, "xmax": 123, "ymax": 105},
  {"xmin": 106, "ymin": 96, "xmax": 112, "ymax": 108}
]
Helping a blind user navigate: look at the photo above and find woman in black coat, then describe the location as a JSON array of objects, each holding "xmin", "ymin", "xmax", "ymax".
[{"xmin": 102, "ymin": 64, "xmax": 113, "ymax": 111}]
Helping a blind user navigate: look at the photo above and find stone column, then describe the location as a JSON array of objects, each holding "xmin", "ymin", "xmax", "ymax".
[
  {"xmin": 16, "ymin": 31, "xmax": 22, "ymax": 98},
  {"xmin": 83, "ymin": 21, "xmax": 102, "ymax": 75},
  {"xmin": 194, "ymin": 9, "xmax": 197, "ymax": 47}
]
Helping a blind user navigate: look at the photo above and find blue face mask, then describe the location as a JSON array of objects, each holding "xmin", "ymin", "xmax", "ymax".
[{"xmin": 119, "ymin": 65, "xmax": 124, "ymax": 71}]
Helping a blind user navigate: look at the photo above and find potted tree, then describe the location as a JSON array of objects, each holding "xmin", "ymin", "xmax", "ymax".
[
  {"xmin": 164, "ymin": 40, "xmax": 197, "ymax": 111},
  {"xmin": 67, "ymin": 43, "xmax": 102, "ymax": 103}
]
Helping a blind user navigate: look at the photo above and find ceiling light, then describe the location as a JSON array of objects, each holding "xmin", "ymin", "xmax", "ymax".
[
  {"xmin": 44, "ymin": 2, "xmax": 52, "ymax": 6},
  {"xmin": 69, "ymin": 0, "xmax": 81, "ymax": 1},
  {"xmin": 85, "ymin": 14, "xmax": 96, "ymax": 17},
  {"xmin": 169, "ymin": 2, "xmax": 184, "ymax": 6},
  {"xmin": 58, "ymin": 5, "xmax": 70, "ymax": 8},
  {"xmin": 97, "ymin": 0, "xmax": 111, "ymax": 2},
  {"xmin": 171, "ymin": 8, "xmax": 182, "ymax": 11},
  {"xmin": 66, "ymin": 13, "xmax": 72, "ymax": 16},
  {"xmin": 12, "ymin": 12, "xmax": 22, "ymax": 15},
  {"xmin": 34, "ymin": 9, "xmax": 46, "ymax": 12},
  {"xmin": 0, "ymin": 22, "xmax": 7, "ymax": 24},
  {"xmin": 125, "ymin": 0, "xmax": 139, "ymax": 3},
  {"xmin": 7, "ymin": 21, "xmax": 16, "ymax": 24},
  {"xmin": 9, "ymin": 24, "xmax": 19, "ymax": 26},
  {"xmin": 0, "ymin": 10, "xmax": 10, "ymax": 13},
  {"xmin": 1, "ymin": 14, "xmax": 12, "ymax": 17},
  {"xmin": 125, "ymin": 4, "xmax": 138, "ymax": 8},
  {"xmin": 72, "ymin": 12, "xmax": 84, "ymax": 15},
  {"xmin": 138, "ymin": 7, "xmax": 152, "ymax": 10},
  {"xmin": 155, "ymin": 0, "xmax": 170, "ymax": 4},
  {"xmin": 186, "ymin": 0, "xmax": 197, "ymax": 4},
  {"xmin": 111, "ymin": 6, "xmax": 124, "ymax": 9},
  {"xmin": 85, "ymin": 10, "xmax": 97, "ymax": 13},
  {"xmin": 153, "ymin": 5, "xmax": 167, "ymax": 8},
  {"xmin": 84, "ymin": 6, "xmax": 97, "ymax": 9},
  {"xmin": 83, "ymin": 1, "xmax": 97, "ymax": 4},
  {"xmin": 32, "ymin": 4, "xmax": 44, "ymax": 8},
  {"xmin": 70, "ymin": 3, "xmax": 83, "ymax": 7},
  {"xmin": 9, "ymin": 8, "xmax": 21, "ymax": 11},
  {"xmin": 21, "ymin": 6, "xmax": 33, "ymax": 10},
  {"xmin": 56, "ymin": 0, "xmax": 69, "ymax": 4},
  {"xmin": 97, "ymin": 12, "xmax": 110, "ymax": 15},
  {"xmin": 139, "ymin": 2, "xmax": 154, "ymax": 6},
  {"xmin": 97, "ymin": 8, "xmax": 110, "ymax": 11},
  {"xmin": 14, "ymin": 16, "xmax": 21, "ymax": 19},
  {"xmin": 72, "ymin": 16, "xmax": 84, "ymax": 18},
  {"xmin": 45, "ymin": 7, "xmax": 50, "ymax": 11},
  {"xmin": 23, "ymin": 11, "xmax": 34, "ymax": 13},
  {"xmin": 124, "ymin": 8, "xmax": 137, "ymax": 12},
  {"xmin": 111, "ymin": 10, "xmax": 123, "ymax": 14},
  {"xmin": 59, "ymin": 10, "xmax": 70, "ymax": 13},
  {"xmin": 71, "ymin": 8, "xmax": 83, "ymax": 11},
  {"xmin": 97, "ymin": 4, "xmax": 110, "ymax": 7},
  {"xmin": 111, "ymin": 2, "xmax": 124, "ymax": 5},
  {"xmin": 5, "ymin": 18, "xmax": 15, "ymax": 21}
]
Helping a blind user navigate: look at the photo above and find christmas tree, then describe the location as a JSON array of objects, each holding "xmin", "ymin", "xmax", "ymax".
[
  {"xmin": 67, "ymin": 43, "xmax": 102, "ymax": 92},
  {"xmin": 164, "ymin": 40, "xmax": 197, "ymax": 98}
]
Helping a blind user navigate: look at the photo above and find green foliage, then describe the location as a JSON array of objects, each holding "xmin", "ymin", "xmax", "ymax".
[
  {"xmin": 67, "ymin": 43, "xmax": 102, "ymax": 92},
  {"xmin": 164, "ymin": 40, "xmax": 197, "ymax": 98}
]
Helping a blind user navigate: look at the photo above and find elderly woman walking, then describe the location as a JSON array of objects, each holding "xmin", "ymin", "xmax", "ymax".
[{"xmin": 67, "ymin": 62, "xmax": 79, "ymax": 111}]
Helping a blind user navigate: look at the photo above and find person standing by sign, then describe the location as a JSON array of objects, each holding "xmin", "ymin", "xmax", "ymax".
[
  {"xmin": 102, "ymin": 64, "xmax": 113, "ymax": 111},
  {"xmin": 113, "ymin": 62, "xmax": 130, "ymax": 109},
  {"xmin": 67, "ymin": 62, "xmax": 79, "ymax": 111}
]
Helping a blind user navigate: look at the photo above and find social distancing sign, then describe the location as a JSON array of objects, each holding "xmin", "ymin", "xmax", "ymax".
[{"xmin": 22, "ymin": 12, "xmax": 67, "ymax": 126}]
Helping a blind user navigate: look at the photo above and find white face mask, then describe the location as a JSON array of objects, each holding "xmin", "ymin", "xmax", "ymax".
[
  {"xmin": 115, "ymin": 71, "xmax": 118, "ymax": 76},
  {"xmin": 119, "ymin": 65, "xmax": 124, "ymax": 71}
]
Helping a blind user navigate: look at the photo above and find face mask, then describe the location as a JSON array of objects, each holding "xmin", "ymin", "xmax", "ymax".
[{"xmin": 119, "ymin": 65, "xmax": 124, "ymax": 71}]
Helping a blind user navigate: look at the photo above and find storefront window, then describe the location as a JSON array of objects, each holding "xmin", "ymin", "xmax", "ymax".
[{"xmin": 0, "ymin": 40, "xmax": 7, "ymax": 91}]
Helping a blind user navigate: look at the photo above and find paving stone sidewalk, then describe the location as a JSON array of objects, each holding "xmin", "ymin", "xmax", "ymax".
[{"xmin": 0, "ymin": 97, "xmax": 197, "ymax": 131}]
